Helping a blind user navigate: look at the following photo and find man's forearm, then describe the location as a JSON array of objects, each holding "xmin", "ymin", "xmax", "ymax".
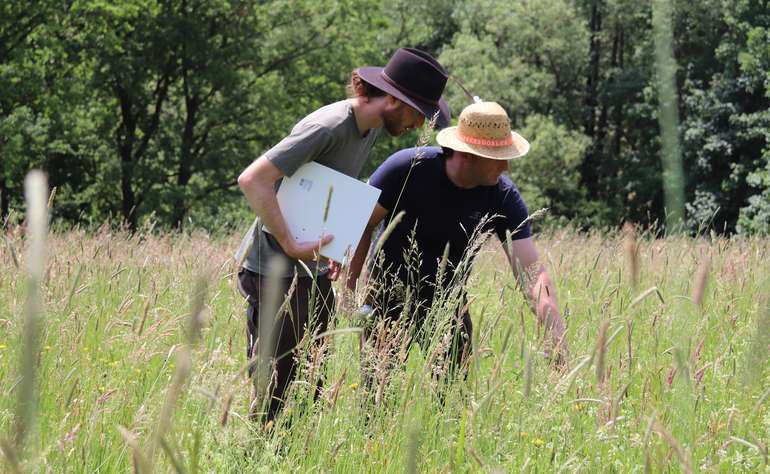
[
  {"xmin": 346, "ymin": 227, "xmax": 373, "ymax": 290},
  {"xmin": 529, "ymin": 268, "xmax": 567, "ymax": 348},
  {"xmin": 247, "ymin": 185, "xmax": 296, "ymax": 252},
  {"xmin": 238, "ymin": 158, "xmax": 298, "ymax": 258}
]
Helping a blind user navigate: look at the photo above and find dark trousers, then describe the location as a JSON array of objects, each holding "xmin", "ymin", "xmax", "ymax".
[
  {"xmin": 238, "ymin": 268, "xmax": 335, "ymax": 422},
  {"xmin": 363, "ymin": 281, "xmax": 473, "ymax": 387}
]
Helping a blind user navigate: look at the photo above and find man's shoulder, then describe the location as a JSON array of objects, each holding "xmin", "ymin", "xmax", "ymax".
[
  {"xmin": 295, "ymin": 100, "xmax": 352, "ymax": 135},
  {"xmin": 497, "ymin": 174, "xmax": 521, "ymax": 195},
  {"xmin": 370, "ymin": 146, "xmax": 442, "ymax": 191},
  {"xmin": 381, "ymin": 146, "xmax": 443, "ymax": 170}
]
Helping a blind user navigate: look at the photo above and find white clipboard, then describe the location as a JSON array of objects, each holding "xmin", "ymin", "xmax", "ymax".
[{"xmin": 264, "ymin": 161, "xmax": 381, "ymax": 264}]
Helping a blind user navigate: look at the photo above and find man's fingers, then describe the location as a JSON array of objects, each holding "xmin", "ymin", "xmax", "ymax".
[
  {"xmin": 289, "ymin": 235, "xmax": 335, "ymax": 261},
  {"xmin": 327, "ymin": 260, "xmax": 341, "ymax": 281}
]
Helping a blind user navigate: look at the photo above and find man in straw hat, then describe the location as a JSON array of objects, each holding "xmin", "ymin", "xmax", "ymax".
[
  {"xmin": 236, "ymin": 48, "xmax": 450, "ymax": 423},
  {"xmin": 347, "ymin": 101, "xmax": 568, "ymax": 382}
]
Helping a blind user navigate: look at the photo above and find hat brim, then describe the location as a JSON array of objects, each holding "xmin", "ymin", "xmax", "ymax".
[
  {"xmin": 357, "ymin": 66, "xmax": 450, "ymax": 129},
  {"xmin": 435, "ymin": 126, "xmax": 530, "ymax": 160}
]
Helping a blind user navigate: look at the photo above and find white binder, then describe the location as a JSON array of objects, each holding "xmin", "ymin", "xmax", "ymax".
[{"xmin": 265, "ymin": 161, "xmax": 381, "ymax": 264}]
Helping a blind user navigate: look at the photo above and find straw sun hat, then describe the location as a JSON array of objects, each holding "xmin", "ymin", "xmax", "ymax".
[{"xmin": 436, "ymin": 101, "xmax": 530, "ymax": 160}]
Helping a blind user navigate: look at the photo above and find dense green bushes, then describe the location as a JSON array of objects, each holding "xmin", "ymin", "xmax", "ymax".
[{"xmin": 1, "ymin": 0, "xmax": 768, "ymax": 233}]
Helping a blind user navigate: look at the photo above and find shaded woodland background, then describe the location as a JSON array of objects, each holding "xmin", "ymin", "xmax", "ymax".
[{"xmin": 1, "ymin": 0, "xmax": 768, "ymax": 234}]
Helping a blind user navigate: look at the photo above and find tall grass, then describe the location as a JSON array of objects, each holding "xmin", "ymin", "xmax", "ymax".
[{"xmin": 0, "ymin": 221, "xmax": 768, "ymax": 472}]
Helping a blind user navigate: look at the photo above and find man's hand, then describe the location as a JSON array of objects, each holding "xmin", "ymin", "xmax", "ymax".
[
  {"xmin": 284, "ymin": 234, "xmax": 334, "ymax": 261},
  {"xmin": 327, "ymin": 260, "xmax": 342, "ymax": 281},
  {"xmin": 545, "ymin": 338, "xmax": 570, "ymax": 371}
]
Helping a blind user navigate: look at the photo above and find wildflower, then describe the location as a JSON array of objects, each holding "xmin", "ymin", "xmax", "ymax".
[
  {"xmin": 532, "ymin": 438, "xmax": 545, "ymax": 447},
  {"xmin": 99, "ymin": 386, "xmax": 106, "ymax": 392},
  {"xmin": 0, "ymin": 344, "xmax": 7, "ymax": 350},
  {"xmin": 572, "ymin": 402, "xmax": 585, "ymax": 412},
  {"xmin": 349, "ymin": 383, "xmax": 359, "ymax": 390},
  {"xmin": 44, "ymin": 345, "xmax": 52, "ymax": 351}
]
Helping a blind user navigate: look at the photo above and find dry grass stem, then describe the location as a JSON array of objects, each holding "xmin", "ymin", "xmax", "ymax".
[
  {"xmin": 691, "ymin": 257, "xmax": 711, "ymax": 308},
  {"xmin": 595, "ymin": 319, "xmax": 610, "ymax": 385},
  {"xmin": 523, "ymin": 349, "xmax": 533, "ymax": 398},
  {"xmin": 623, "ymin": 222, "xmax": 640, "ymax": 288},
  {"xmin": 13, "ymin": 171, "xmax": 49, "ymax": 459},
  {"xmin": 251, "ymin": 256, "xmax": 289, "ymax": 419},
  {"xmin": 653, "ymin": 420, "xmax": 693, "ymax": 474},
  {"xmin": 146, "ymin": 346, "xmax": 192, "ymax": 469}
]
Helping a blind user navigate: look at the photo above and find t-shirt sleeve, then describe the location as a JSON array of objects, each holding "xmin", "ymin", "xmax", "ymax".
[
  {"xmin": 367, "ymin": 148, "xmax": 416, "ymax": 211},
  {"xmin": 495, "ymin": 183, "xmax": 532, "ymax": 242},
  {"xmin": 264, "ymin": 122, "xmax": 334, "ymax": 177}
]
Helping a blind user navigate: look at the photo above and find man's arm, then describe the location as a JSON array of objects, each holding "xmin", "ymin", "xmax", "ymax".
[
  {"xmin": 346, "ymin": 203, "xmax": 389, "ymax": 290},
  {"xmin": 504, "ymin": 237, "xmax": 568, "ymax": 359},
  {"xmin": 237, "ymin": 156, "xmax": 332, "ymax": 261}
]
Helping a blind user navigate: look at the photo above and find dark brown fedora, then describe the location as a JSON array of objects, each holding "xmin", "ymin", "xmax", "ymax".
[{"xmin": 356, "ymin": 48, "xmax": 451, "ymax": 128}]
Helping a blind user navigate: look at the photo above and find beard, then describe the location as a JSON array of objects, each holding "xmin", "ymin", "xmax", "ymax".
[{"xmin": 382, "ymin": 105, "xmax": 408, "ymax": 136}]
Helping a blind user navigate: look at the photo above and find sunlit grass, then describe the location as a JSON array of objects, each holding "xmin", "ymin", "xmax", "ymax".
[{"xmin": 0, "ymin": 225, "xmax": 768, "ymax": 472}]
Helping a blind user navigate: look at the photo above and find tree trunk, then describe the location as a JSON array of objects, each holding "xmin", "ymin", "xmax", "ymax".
[
  {"xmin": 0, "ymin": 173, "xmax": 8, "ymax": 223},
  {"xmin": 172, "ymin": 94, "xmax": 198, "ymax": 229},
  {"xmin": 612, "ymin": 28, "xmax": 625, "ymax": 160},
  {"xmin": 119, "ymin": 142, "xmax": 137, "ymax": 232},
  {"xmin": 117, "ymin": 87, "xmax": 138, "ymax": 232},
  {"xmin": 582, "ymin": 0, "xmax": 603, "ymax": 197}
]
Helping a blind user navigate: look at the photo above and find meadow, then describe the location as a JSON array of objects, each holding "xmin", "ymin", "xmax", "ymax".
[{"xmin": 1, "ymin": 219, "xmax": 769, "ymax": 472}]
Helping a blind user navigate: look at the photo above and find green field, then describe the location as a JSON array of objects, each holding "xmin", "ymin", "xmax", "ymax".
[{"xmin": 1, "ymin": 227, "xmax": 768, "ymax": 472}]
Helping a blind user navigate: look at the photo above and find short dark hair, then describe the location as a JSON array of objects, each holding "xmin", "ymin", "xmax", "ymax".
[
  {"xmin": 346, "ymin": 71, "xmax": 387, "ymax": 99},
  {"xmin": 440, "ymin": 146, "xmax": 455, "ymax": 157}
]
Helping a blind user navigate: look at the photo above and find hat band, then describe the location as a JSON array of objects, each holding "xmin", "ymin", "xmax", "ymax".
[
  {"xmin": 458, "ymin": 133, "xmax": 513, "ymax": 147},
  {"xmin": 380, "ymin": 71, "xmax": 439, "ymax": 106}
]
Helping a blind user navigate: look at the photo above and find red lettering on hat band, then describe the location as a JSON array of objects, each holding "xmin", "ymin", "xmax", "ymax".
[{"xmin": 458, "ymin": 133, "xmax": 513, "ymax": 147}]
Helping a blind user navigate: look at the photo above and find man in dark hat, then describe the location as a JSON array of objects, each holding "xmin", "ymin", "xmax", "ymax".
[
  {"xmin": 347, "ymin": 102, "xmax": 568, "ymax": 388},
  {"xmin": 236, "ymin": 48, "xmax": 450, "ymax": 423}
]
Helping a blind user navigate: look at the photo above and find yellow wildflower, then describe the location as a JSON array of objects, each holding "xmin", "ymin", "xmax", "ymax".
[
  {"xmin": 532, "ymin": 438, "xmax": 545, "ymax": 447},
  {"xmin": 349, "ymin": 383, "xmax": 359, "ymax": 390},
  {"xmin": 0, "ymin": 344, "xmax": 7, "ymax": 350}
]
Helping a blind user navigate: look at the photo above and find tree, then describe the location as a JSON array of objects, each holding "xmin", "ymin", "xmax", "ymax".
[
  {"xmin": 514, "ymin": 114, "xmax": 591, "ymax": 223},
  {"xmin": 0, "ymin": 1, "xmax": 60, "ymax": 221},
  {"xmin": 679, "ymin": 0, "xmax": 770, "ymax": 232}
]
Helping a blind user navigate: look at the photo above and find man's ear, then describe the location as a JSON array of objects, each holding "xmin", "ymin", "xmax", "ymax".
[{"xmin": 384, "ymin": 94, "xmax": 401, "ymax": 110}]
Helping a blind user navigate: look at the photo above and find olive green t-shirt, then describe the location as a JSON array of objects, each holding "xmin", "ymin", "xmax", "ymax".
[{"xmin": 240, "ymin": 100, "xmax": 380, "ymax": 278}]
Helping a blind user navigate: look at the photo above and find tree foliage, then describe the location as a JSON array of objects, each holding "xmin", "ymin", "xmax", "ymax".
[{"xmin": 1, "ymin": 0, "xmax": 768, "ymax": 234}]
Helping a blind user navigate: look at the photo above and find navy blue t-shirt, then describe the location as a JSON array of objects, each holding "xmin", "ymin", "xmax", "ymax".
[{"xmin": 368, "ymin": 146, "xmax": 531, "ymax": 304}]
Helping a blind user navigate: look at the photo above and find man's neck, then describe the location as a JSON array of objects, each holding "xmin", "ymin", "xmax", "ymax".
[
  {"xmin": 349, "ymin": 97, "xmax": 383, "ymax": 136},
  {"xmin": 445, "ymin": 154, "xmax": 476, "ymax": 189}
]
